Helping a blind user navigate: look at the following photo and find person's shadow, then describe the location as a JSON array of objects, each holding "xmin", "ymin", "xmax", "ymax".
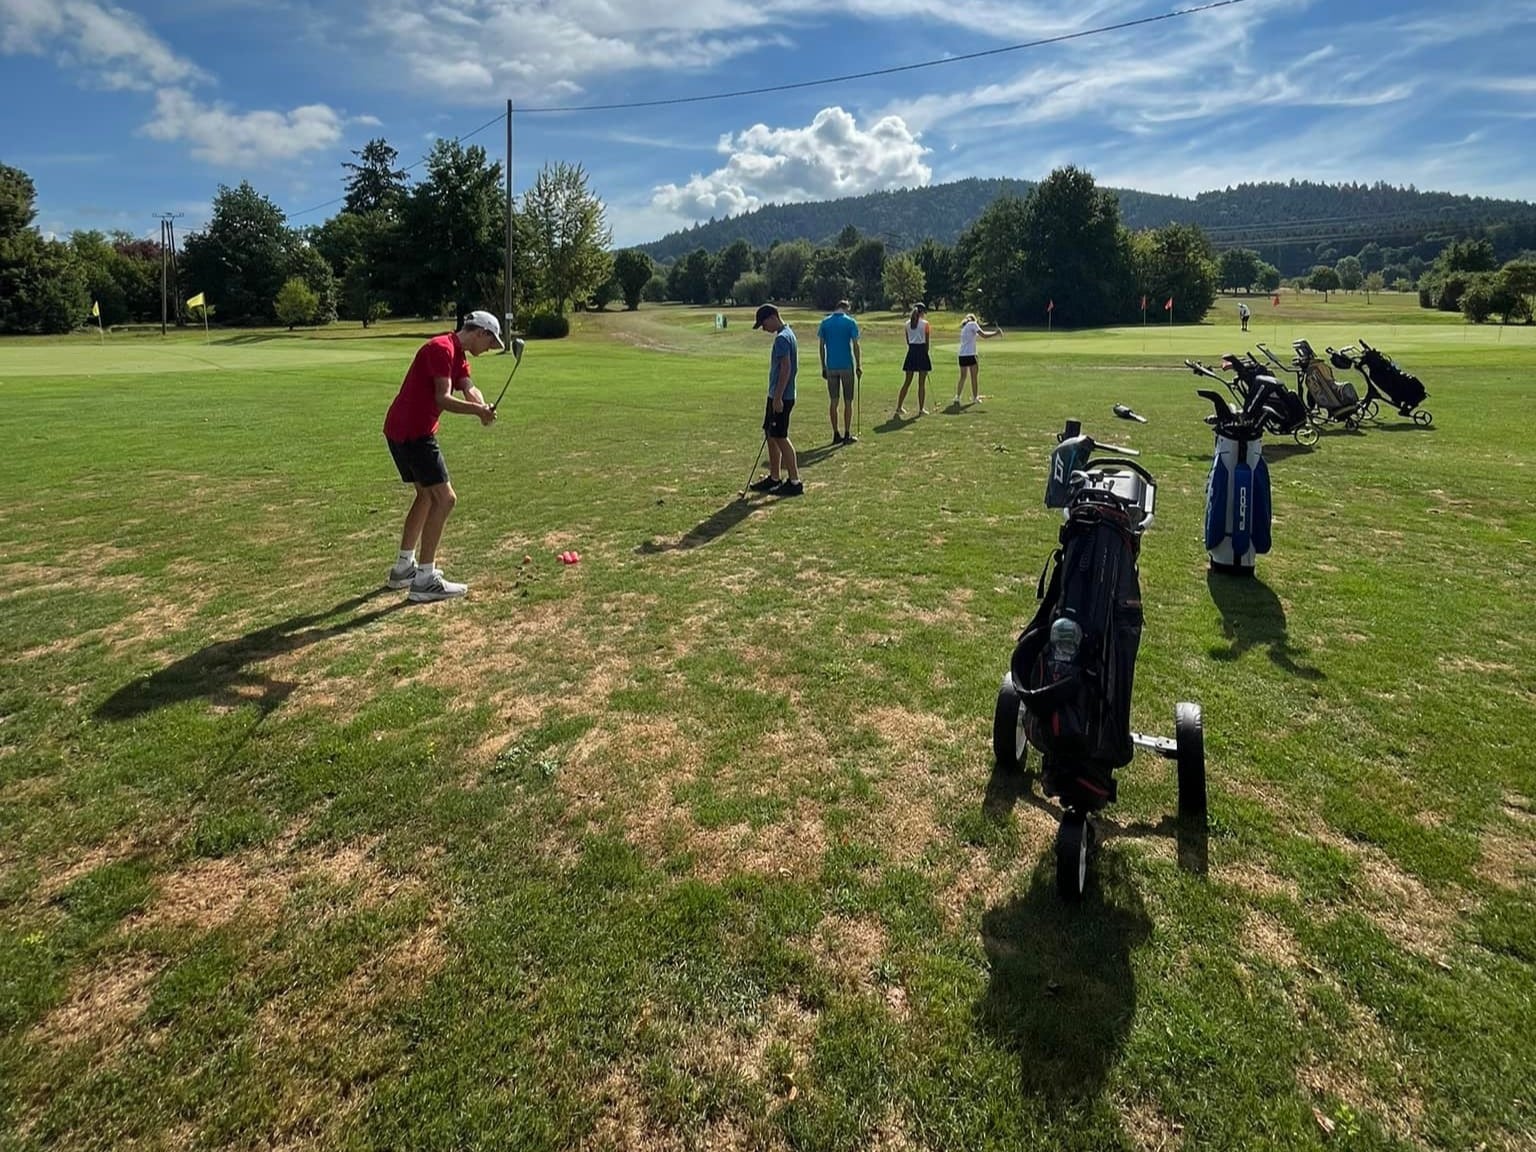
[
  {"xmin": 975, "ymin": 850, "xmax": 1151, "ymax": 1105},
  {"xmin": 94, "ymin": 588, "xmax": 407, "ymax": 721},
  {"xmin": 636, "ymin": 499, "xmax": 760, "ymax": 553},
  {"xmin": 1206, "ymin": 571, "xmax": 1325, "ymax": 679}
]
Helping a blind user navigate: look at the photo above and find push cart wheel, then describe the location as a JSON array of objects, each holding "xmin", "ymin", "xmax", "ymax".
[
  {"xmin": 1295, "ymin": 425, "xmax": 1320, "ymax": 447},
  {"xmin": 1175, "ymin": 702, "xmax": 1208, "ymax": 818},
  {"xmin": 1363, "ymin": 399, "xmax": 1380, "ymax": 420},
  {"xmin": 1055, "ymin": 811, "xmax": 1092, "ymax": 902},
  {"xmin": 993, "ymin": 675, "xmax": 1027, "ymax": 773},
  {"xmin": 1414, "ymin": 410, "xmax": 1433, "ymax": 427}
]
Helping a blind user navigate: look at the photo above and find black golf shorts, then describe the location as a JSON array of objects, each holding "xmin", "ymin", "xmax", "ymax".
[
  {"xmin": 387, "ymin": 434, "xmax": 449, "ymax": 487},
  {"xmin": 958, "ymin": 355, "xmax": 978, "ymax": 368},
  {"xmin": 763, "ymin": 397, "xmax": 795, "ymax": 439}
]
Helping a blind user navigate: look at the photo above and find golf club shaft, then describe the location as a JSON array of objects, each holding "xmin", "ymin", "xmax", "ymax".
[
  {"xmin": 491, "ymin": 361, "xmax": 521, "ymax": 410},
  {"xmin": 741, "ymin": 435, "xmax": 766, "ymax": 494}
]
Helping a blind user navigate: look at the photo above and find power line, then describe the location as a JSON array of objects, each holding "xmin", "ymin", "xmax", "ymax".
[
  {"xmin": 517, "ymin": 0, "xmax": 1254, "ymax": 114},
  {"xmin": 285, "ymin": 111, "xmax": 509, "ymax": 222}
]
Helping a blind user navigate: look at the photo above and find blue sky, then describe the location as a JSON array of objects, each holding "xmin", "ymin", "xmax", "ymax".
[{"xmin": 4, "ymin": 0, "xmax": 1534, "ymax": 248}]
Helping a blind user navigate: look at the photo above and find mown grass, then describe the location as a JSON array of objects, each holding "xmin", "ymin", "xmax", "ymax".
[{"xmin": 1, "ymin": 305, "xmax": 1533, "ymax": 1151}]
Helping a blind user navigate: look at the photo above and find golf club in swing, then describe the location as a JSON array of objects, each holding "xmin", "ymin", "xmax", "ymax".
[{"xmin": 489, "ymin": 338, "xmax": 527, "ymax": 411}]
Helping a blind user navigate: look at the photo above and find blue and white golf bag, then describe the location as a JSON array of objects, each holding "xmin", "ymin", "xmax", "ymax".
[{"xmin": 1198, "ymin": 389, "xmax": 1272, "ymax": 576}]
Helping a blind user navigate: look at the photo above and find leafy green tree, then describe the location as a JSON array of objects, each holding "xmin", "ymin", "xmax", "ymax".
[
  {"xmin": 881, "ymin": 254, "xmax": 925, "ymax": 310},
  {"xmin": 1218, "ymin": 248, "xmax": 1262, "ymax": 293},
  {"xmin": 1335, "ymin": 255, "xmax": 1363, "ymax": 291},
  {"xmin": 613, "ymin": 248, "xmax": 654, "ymax": 310},
  {"xmin": 642, "ymin": 273, "xmax": 668, "ymax": 303},
  {"xmin": 765, "ymin": 239, "xmax": 812, "ymax": 301},
  {"xmin": 1357, "ymin": 241, "xmax": 1382, "ymax": 273},
  {"xmin": 316, "ymin": 211, "xmax": 391, "ymax": 325},
  {"xmin": 1498, "ymin": 259, "xmax": 1536, "ymax": 322},
  {"xmin": 274, "ymin": 277, "xmax": 319, "ymax": 328},
  {"xmin": 342, "ymin": 139, "xmax": 410, "ymax": 216},
  {"xmin": 835, "ymin": 224, "xmax": 859, "ymax": 250},
  {"xmin": 590, "ymin": 275, "xmax": 620, "ymax": 310},
  {"xmin": 910, "ymin": 238, "xmax": 953, "ymax": 307},
  {"xmin": 674, "ymin": 248, "xmax": 713, "ymax": 305},
  {"xmin": 391, "ymin": 140, "xmax": 506, "ymax": 322},
  {"xmin": 1131, "ymin": 223, "xmax": 1217, "ymax": 324},
  {"xmin": 283, "ymin": 240, "xmax": 337, "ymax": 324},
  {"xmin": 521, "ymin": 160, "xmax": 612, "ymax": 315},
  {"xmin": 1308, "ymin": 265, "xmax": 1341, "ymax": 300},
  {"xmin": 709, "ymin": 239, "xmax": 753, "ymax": 303},
  {"xmin": 1364, "ymin": 271, "xmax": 1385, "ymax": 300},
  {"xmin": 959, "ymin": 195, "xmax": 1029, "ymax": 323},
  {"xmin": 1257, "ymin": 262, "xmax": 1282, "ymax": 293},
  {"xmin": 847, "ymin": 238, "xmax": 886, "ymax": 309},
  {"xmin": 732, "ymin": 272, "xmax": 769, "ymax": 305},
  {"xmin": 179, "ymin": 181, "xmax": 291, "ymax": 325},
  {"xmin": 1012, "ymin": 167, "xmax": 1135, "ymax": 327},
  {"xmin": 804, "ymin": 247, "xmax": 853, "ymax": 310}
]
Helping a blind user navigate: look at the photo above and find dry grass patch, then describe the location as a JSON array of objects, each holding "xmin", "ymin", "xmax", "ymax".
[
  {"xmin": 1474, "ymin": 823, "xmax": 1536, "ymax": 891},
  {"xmin": 38, "ymin": 836, "xmax": 145, "ymax": 902},
  {"xmin": 810, "ymin": 915, "xmax": 888, "ymax": 996},
  {"xmin": 1223, "ymin": 861, "xmax": 1302, "ymax": 902},
  {"xmin": 1240, "ymin": 909, "xmax": 1305, "ymax": 970},
  {"xmin": 1119, "ymin": 1096, "xmax": 1185, "ymax": 1152},
  {"xmin": 29, "ymin": 952, "xmax": 163, "ymax": 1054}
]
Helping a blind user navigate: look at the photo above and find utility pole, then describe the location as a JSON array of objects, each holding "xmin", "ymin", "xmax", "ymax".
[
  {"xmin": 504, "ymin": 99, "xmax": 514, "ymax": 353},
  {"xmin": 158, "ymin": 212, "xmax": 183, "ymax": 335}
]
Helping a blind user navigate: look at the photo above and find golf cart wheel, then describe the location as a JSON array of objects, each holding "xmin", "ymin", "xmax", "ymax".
[
  {"xmin": 1294, "ymin": 424, "xmax": 1320, "ymax": 447},
  {"xmin": 1344, "ymin": 414, "xmax": 1362, "ymax": 432},
  {"xmin": 1307, "ymin": 410, "xmax": 1326, "ymax": 428},
  {"xmin": 1414, "ymin": 410, "xmax": 1433, "ymax": 427},
  {"xmin": 992, "ymin": 676, "xmax": 1027, "ymax": 774},
  {"xmin": 1363, "ymin": 399, "xmax": 1380, "ymax": 420},
  {"xmin": 1175, "ymin": 702, "xmax": 1208, "ymax": 818},
  {"xmin": 1055, "ymin": 811, "xmax": 1093, "ymax": 902}
]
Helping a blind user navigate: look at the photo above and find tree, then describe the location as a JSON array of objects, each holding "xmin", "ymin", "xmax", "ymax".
[
  {"xmin": 178, "ymin": 181, "xmax": 291, "ymax": 325},
  {"xmin": 274, "ymin": 277, "xmax": 319, "ymax": 328},
  {"xmin": 613, "ymin": 248, "xmax": 654, "ymax": 310},
  {"xmin": 642, "ymin": 273, "xmax": 668, "ymax": 303},
  {"xmin": 342, "ymin": 139, "xmax": 409, "ymax": 216},
  {"xmin": 881, "ymin": 254, "xmax": 925, "ymax": 310},
  {"xmin": 1357, "ymin": 241, "xmax": 1382, "ymax": 274},
  {"xmin": 1363, "ymin": 271, "xmax": 1385, "ymax": 301},
  {"xmin": 732, "ymin": 272, "xmax": 769, "ymax": 305},
  {"xmin": 0, "ymin": 229, "xmax": 89, "ymax": 334},
  {"xmin": 847, "ymin": 238, "xmax": 886, "ymax": 309},
  {"xmin": 959, "ymin": 196, "xmax": 1029, "ymax": 324},
  {"xmin": 283, "ymin": 239, "xmax": 338, "ymax": 325},
  {"xmin": 1308, "ymin": 265, "xmax": 1341, "ymax": 300},
  {"xmin": 1498, "ymin": 259, "xmax": 1536, "ymax": 322},
  {"xmin": 392, "ymin": 140, "xmax": 506, "ymax": 322},
  {"xmin": 835, "ymin": 224, "xmax": 860, "ymax": 250},
  {"xmin": 674, "ymin": 248, "xmax": 713, "ymax": 305},
  {"xmin": 1132, "ymin": 223, "xmax": 1217, "ymax": 324},
  {"xmin": 317, "ymin": 210, "xmax": 391, "ymax": 325},
  {"xmin": 1257, "ymin": 262, "xmax": 1282, "ymax": 293},
  {"xmin": 1008, "ymin": 166, "xmax": 1135, "ymax": 327},
  {"xmin": 590, "ymin": 276, "xmax": 620, "ymax": 310},
  {"xmin": 910, "ymin": 238, "xmax": 953, "ymax": 307},
  {"xmin": 1335, "ymin": 255, "xmax": 1363, "ymax": 291},
  {"xmin": 765, "ymin": 239, "xmax": 812, "ymax": 301},
  {"xmin": 521, "ymin": 160, "xmax": 613, "ymax": 316},
  {"xmin": 709, "ymin": 239, "xmax": 754, "ymax": 303},
  {"xmin": 804, "ymin": 247, "xmax": 852, "ymax": 311},
  {"xmin": 1218, "ymin": 248, "xmax": 1262, "ymax": 293}
]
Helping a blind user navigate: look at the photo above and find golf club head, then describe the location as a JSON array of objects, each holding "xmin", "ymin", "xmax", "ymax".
[{"xmin": 512, "ymin": 337, "xmax": 525, "ymax": 362}]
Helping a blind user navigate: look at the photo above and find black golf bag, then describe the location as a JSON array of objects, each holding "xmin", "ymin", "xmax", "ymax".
[
  {"xmin": 1222, "ymin": 352, "xmax": 1316, "ymax": 445},
  {"xmin": 1352, "ymin": 339, "xmax": 1433, "ymax": 425},
  {"xmin": 1009, "ymin": 443, "xmax": 1146, "ymax": 809}
]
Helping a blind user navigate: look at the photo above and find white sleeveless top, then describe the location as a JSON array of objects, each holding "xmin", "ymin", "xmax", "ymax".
[{"xmin": 905, "ymin": 320, "xmax": 929, "ymax": 345}]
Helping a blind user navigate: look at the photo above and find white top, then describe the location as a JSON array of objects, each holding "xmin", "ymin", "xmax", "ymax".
[
  {"xmin": 905, "ymin": 319, "xmax": 930, "ymax": 345},
  {"xmin": 1238, "ymin": 303, "xmax": 1250, "ymax": 316},
  {"xmin": 958, "ymin": 320, "xmax": 980, "ymax": 357}
]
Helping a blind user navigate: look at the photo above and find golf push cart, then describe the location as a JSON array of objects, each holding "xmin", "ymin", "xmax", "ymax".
[{"xmin": 992, "ymin": 421, "xmax": 1207, "ymax": 901}]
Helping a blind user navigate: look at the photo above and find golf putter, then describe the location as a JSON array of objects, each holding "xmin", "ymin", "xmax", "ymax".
[{"xmin": 490, "ymin": 338, "xmax": 527, "ymax": 411}]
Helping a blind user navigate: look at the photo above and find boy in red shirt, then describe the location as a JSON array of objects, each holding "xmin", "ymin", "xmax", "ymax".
[{"xmin": 383, "ymin": 310, "xmax": 502, "ymax": 601}]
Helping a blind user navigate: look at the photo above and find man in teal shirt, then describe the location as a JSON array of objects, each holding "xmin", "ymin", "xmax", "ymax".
[
  {"xmin": 747, "ymin": 304, "xmax": 803, "ymax": 496},
  {"xmin": 817, "ymin": 299, "xmax": 862, "ymax": 444}
]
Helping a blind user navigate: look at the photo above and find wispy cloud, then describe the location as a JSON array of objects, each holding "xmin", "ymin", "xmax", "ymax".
[{"xmin": 0, "ymin": 0, "xmax": 209, "ymax": 89}]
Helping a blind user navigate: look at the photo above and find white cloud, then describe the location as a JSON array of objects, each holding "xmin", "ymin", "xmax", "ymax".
[
  {"xmin": 0, "ymin": 0, "xmax": 208, "ymax": 89},
  {"xmin": 139, "ymin": 88, "xmax": 351, "ymax": 165},
  {"xmin": 650, "ymin": 106, "xmax": 932, "ymax": 220}
]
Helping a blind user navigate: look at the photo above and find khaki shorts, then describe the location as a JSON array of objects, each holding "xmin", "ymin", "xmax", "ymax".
[{"xmin": 825, "ymin": 369, "xmax": 855, "ymax": 401}]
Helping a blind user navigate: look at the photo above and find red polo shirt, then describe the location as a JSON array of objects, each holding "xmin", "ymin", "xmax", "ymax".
[{"xmin": 384, "ymin": 333, "xmax": 470, "ymax": 441}]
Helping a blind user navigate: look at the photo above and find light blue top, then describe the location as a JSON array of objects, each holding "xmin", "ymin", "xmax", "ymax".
[
  {"xmin": 769, "ymin": 326, "xmax": 798, "ymax": 401},
  {"xmin": 816, "ymin": 311, "xmax": 860, "ymax": 371}
]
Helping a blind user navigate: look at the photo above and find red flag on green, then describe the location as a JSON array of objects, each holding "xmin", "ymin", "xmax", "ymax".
[
  {"xmin": 1164, "ymin": 296, "xmax": 1174, "ymax": 311},
  {"xmin": 1047, "ymin": 299, "xmax": 1054, "ymax": 313}
]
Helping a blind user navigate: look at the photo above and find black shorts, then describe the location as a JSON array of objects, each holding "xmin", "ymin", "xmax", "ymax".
[
  {"xmin": 763, "ymin": 397, "xmax": 795, "ymax": 439},
  {"xmin": 902, "ymin": 346, "xmax": 932, "ymax": 373},
  {"xmin": 387, "ymin": 435, "xmax": 449, "ymax": 487},
  {"xmin": 958, "ymin": 355, "xmax": 978, "ymax": 368}
]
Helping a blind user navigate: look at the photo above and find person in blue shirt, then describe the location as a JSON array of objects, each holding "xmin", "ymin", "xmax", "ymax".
[
  {"xmin": 747, "ymin": 304, "xmax": 803, "ymax": 497},
  {"xmin": 817, "ymin": 299, "xmax": 862, "ymax": 445}
]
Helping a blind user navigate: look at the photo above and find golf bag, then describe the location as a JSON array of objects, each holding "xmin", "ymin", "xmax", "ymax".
[
  {"xmin": 1200, "ymin": 390, "xmax": 1271, "ymax": 576},
  {"xmin": 1222, "ymin": 353, "xmax": 1316, "ymax": 445},
  {"xmin": 1349, "ymin": 339, "xmax": 1433, "ymax": 425},
  {"xmin": 1292, "ymin": 339, "xmax": 1367, "ymax": 427},
  {"xmin": 1009, "ymin": 438, "xmax": 1147, "ymax": 808}
]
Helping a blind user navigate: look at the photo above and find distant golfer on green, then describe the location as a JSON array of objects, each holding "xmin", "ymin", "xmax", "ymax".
[{"xmin": 382, "ymin": 311, "xmax": 502, "ymax": 602}]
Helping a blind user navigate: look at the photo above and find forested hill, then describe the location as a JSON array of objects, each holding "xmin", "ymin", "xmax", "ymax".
[{"xmin": 637, "ymin": 178, "xmax": 1536, "ymax": 274}]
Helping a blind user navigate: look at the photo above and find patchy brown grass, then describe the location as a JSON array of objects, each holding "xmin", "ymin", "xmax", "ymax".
[
  {"xmin": 1222, "ymin": 861, "xmax": 1302, "ymax": 902},
  {"xmin": 1119, "ymin": 1096, "xmax": 1186, "ymax": 1152},
  {"xmin": 1474, "ymin": 823, "xmax": 1536, "ymax": 891},
  {"xmin": 1240, "ymin": 909, "xmax": 1305, "ymax": 970},
  {"xmin": 29, "ymin": 952, "xmax": 163, "ymax": 1054},
  {"xmin": 810, "ymin": 915, "xmax": 887, "ymax": 996},
  {"xmin": 38, "ymin": 837, "xmax": 145, "ymax": 902}
]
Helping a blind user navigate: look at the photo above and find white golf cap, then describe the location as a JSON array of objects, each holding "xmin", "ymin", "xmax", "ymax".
[{"xmin": 462, "ymin": 309, "xmax": 505, "ymax": 348}]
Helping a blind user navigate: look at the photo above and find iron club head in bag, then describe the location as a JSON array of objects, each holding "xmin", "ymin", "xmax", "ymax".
[
  {"xmin": 490, "ymin": 338, "xmax": 526, "ymax": 411},
  {"xmin": 1113, "ymin": 404, "xmax": 1148, "ymax": 423}
]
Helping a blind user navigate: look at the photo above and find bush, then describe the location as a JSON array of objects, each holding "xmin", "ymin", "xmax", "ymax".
[
  {"xmin": 642, "ymin": 274, "xmax": 668, "ymax": 303},
  {"xmin": 274, "ymin": 277, "xmax": 319, "ymax": 329},
  {"xmin": 731, "ymin": 272, "xmax": 769, "ymax": 305},
  {"xmin": 527, "ymin": 312, "xmax": 570, "ymax": 339}
]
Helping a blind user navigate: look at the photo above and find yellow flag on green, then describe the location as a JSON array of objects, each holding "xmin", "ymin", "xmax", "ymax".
[
  {"xmin": 186, "ymin": 292, "xmax": 205, "ymax": 309},
  {"xmin": 90, "ymin": 300, "xmax": 100, "ymax": 318}
]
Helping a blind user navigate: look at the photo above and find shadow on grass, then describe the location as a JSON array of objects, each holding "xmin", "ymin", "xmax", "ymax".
[
  {"xmin": 1206, "ymin": 570, "xmax": 1325, "ymax": 680},
  {"xmin": 635, "ymin": 498, "xmax": 762, "ymax": 553},
  {"xmin": 94, "ymin": 588, "xmax": 407, "ymax": 721},
  {"xmin": 985, "ymin": 763, "xmax": 1209, "ymax": 878},
  {"xmin": 871, "ymin": 413, "xmax": 918, "ymax": 435},
  {"xmin": 975, "ymin": 850, "xmax": 1151, "ymax": 1104},
  {"xmin": 1366, "ymin": 421, "xmax": 1437, "ymax": 433},
  {"xmin": 1263, "ymin": 443, "xmax": 1317, "ymax": 462}
]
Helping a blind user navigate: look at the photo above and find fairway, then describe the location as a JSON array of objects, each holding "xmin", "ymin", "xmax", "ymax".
[{"xmin": 2, "ymin": 306, "xmax": 1534, "ymax": 1151}]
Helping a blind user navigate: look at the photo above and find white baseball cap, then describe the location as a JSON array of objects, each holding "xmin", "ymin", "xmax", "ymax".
[{"xmin": 462, "ymin": 309, "xmax": 505, "ymax": 349}]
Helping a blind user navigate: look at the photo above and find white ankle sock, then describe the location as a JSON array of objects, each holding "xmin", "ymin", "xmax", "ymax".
[
  {"xmin": 398, "ymin": 549, "xmax": 416, "ymax": 566},
  {"xmin": 414, "ymin": 562, "xmax": 435, "ymax": 581}
]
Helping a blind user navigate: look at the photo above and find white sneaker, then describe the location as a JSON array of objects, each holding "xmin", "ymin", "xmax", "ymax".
[
  {"xmin": 408, "ymin": 571, "xmax": 468, "ymax": 602},
  {"xmin": 386, "ymin": 562, "xmax": 417, "ymax": 589}
]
